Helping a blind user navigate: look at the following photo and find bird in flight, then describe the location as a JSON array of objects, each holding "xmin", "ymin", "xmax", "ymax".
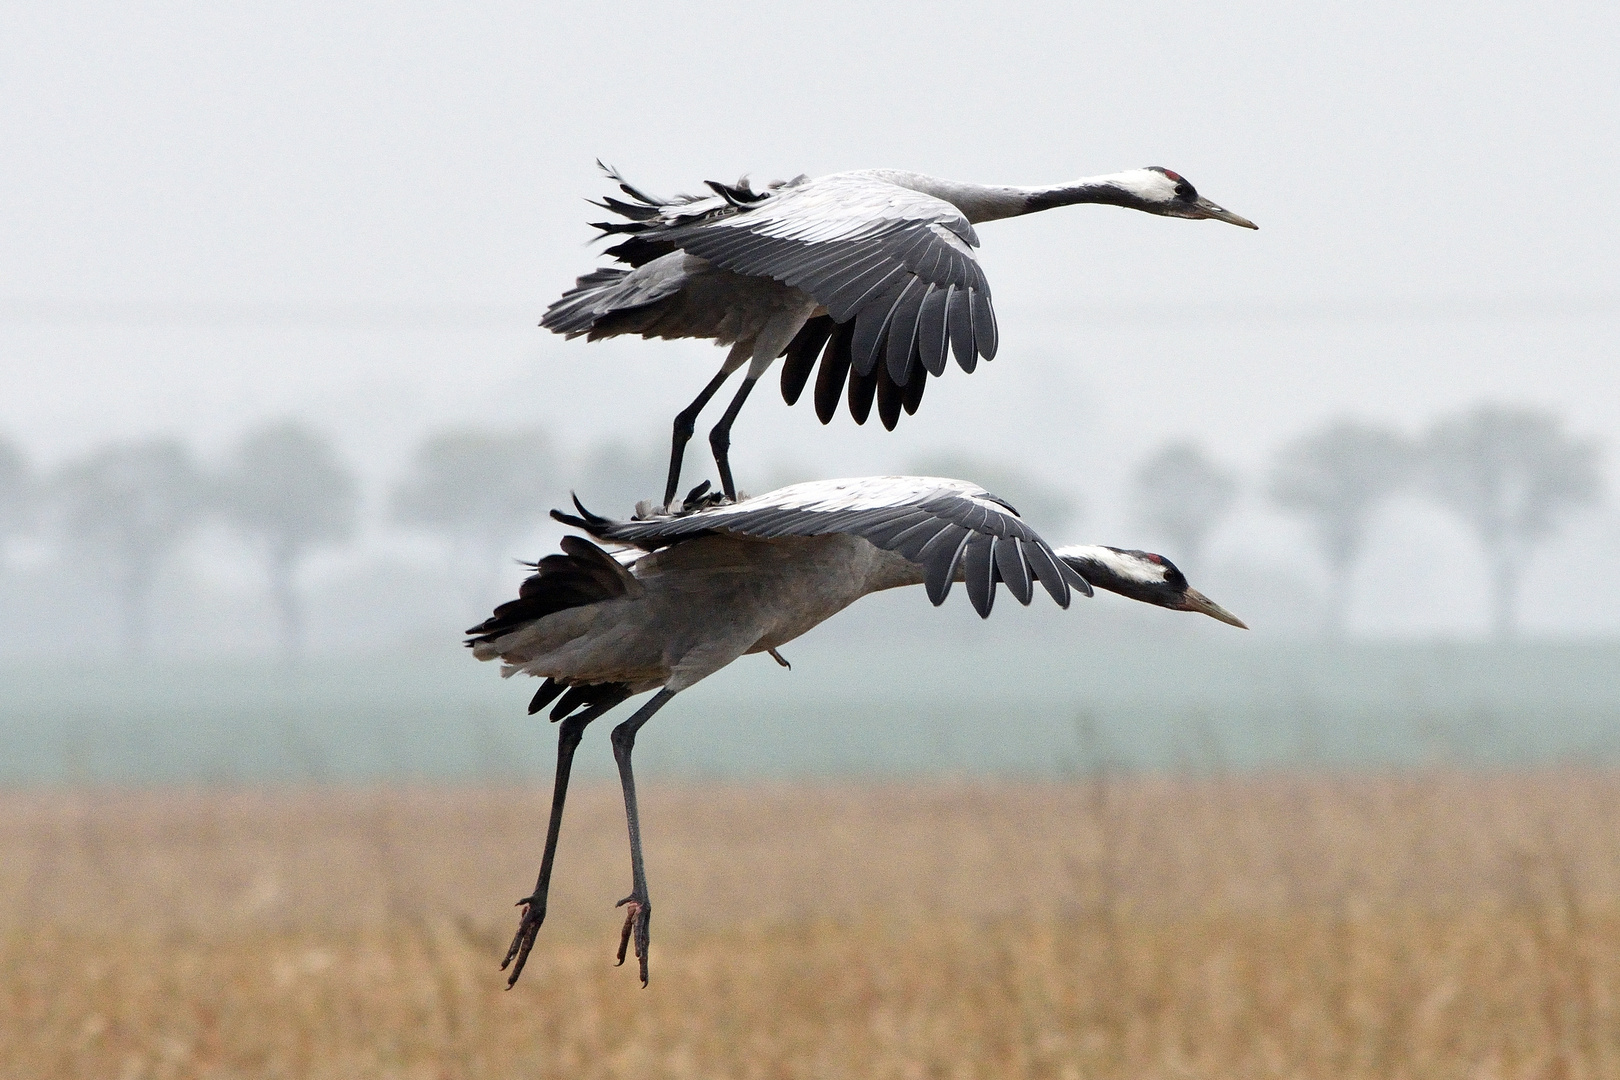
[
  {"xmin": 543, "ymin": 164, "xmax": 1257, "ymax": 508},
  {"xmin": 466, "ymin": 475, "xmax": 1245, "ymax": 986}
]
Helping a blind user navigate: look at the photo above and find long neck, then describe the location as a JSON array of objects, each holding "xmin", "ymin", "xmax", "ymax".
[{"xmin": 882, "ymin": 171, "xmax": 1147, "ymax": 225}]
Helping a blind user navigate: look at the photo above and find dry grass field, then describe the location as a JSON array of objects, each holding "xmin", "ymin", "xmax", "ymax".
[{"xmin": 4, "ymin": 770, "xmax": 1620, "ymax": 1078}]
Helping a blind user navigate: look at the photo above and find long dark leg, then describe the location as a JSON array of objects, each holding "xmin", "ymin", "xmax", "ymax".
[
  {"xmin": 666, "ymin": 368, "xmax": 734, "ymax": 508},
  {"xmin": 501, "ymin": 695, "xmax": 624, "ymax": 987},
  {"xmin": 708, "ymin": 374, "xmax": 759, "ymax": 502},
  {"xmin": 609, "ymin": 688, "xmax": 677, "ymax": 985}
]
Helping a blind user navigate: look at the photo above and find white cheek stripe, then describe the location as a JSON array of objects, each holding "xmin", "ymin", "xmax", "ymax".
[
  {"xmin": 1093, "ymin": 169, "xmax": 1178, "ymax": 203},
  {"xmin": 1055, "ymin": 544, "xmax": 1169, "ymax": 585}
]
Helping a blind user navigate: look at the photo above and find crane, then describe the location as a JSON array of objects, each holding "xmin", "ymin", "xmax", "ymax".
[
  {"xmin": 465, "ymin": 475, "xmax": 1245, "ymax": 986},
  {"xmin": 543, "ymin": 165, "xmax": 1257, "ymax": 508}
]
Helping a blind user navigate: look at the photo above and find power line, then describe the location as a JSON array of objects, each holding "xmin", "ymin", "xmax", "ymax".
[
  {"xmin": 0, "ymin": 299, "xmax": 539, "ymax": 330},
  {"xmin": 1, "ymin": 294, "xmax": 1616, "ymax": 330}
]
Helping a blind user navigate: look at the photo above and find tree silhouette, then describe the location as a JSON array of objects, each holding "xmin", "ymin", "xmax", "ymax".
[
  {"xmin": 217, "ymin": 423, "xmax": 359, "ymax": 658},
  {"xmin": 392, "ymin": 427, "xmax": 559, "ymax": 608},
  {"xmin": 1132, "ymin": 442, "xmax": 1238, "ymax": 570},
  {"xmin": 574, "ymin": 439, "xmax": 669, "ymax": 518},
  {"xmin": 51, "ymin": 440, "xmax": 207, "ymax": 657},
  {"xmin": 1422, "ymin": 405, "xmax": 1601, "ymax": 639},
  {"xmin": 1270, "ymin": 420, "xmax": 1413, "ymax": 636},
  {"xmin": 0, "ymin": 434, "xmax": 29, "ymax": 553}
]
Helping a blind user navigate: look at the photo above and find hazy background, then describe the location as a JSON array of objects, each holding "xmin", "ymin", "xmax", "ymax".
[{"xmin": 2, "ymin": 0, "xmax": 1618, "ymax": 780}]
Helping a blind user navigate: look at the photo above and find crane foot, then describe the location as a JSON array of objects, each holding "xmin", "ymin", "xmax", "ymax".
[
  {"xmin": 501, "ymin": 894, "xmax": 548, "ymax": 988},
  {"xmin": 767, "ymin": 648, "xmax": 791, "ymax": 669},
  {"xmin": 614, "ymin": 893, "xmax": 652, "ymax": 986}
]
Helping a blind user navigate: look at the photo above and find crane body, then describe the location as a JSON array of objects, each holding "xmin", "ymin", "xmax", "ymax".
[
  {"xmin": 467, "ymin": 476, "xmax": 1244, "ymax": 985},
  {"xmin": 543, "ymin": 166, "xmax": 1257, "ymax": 507}
]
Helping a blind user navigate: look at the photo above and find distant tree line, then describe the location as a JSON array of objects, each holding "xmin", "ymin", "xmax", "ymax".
[
  {"xmin": 1132, "ymin": 405, "xmax": 1601, "ymax": 638},
  {"xmin": 0, "ymin": 403, "xmax": 1602, "ymax": 656}
]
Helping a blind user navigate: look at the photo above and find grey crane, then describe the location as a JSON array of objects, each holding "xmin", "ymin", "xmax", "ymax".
[
  {"xmin": 465, "ymin": 475, "xmax": 1245, "ymax": 986},
  {"xmin": 542, "ymin": 165, "xmax": 1257, "ymax": 508}
]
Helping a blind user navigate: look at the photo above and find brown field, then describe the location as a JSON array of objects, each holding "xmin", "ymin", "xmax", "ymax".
[{"xmin": 4, "ymin": 770, "xmax": 1620, "ymax": 1078}]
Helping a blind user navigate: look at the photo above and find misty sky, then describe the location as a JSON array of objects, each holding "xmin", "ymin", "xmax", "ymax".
[{"xmin": 3, "ymin": 0, "xmax": 1618, "ymax": 635}]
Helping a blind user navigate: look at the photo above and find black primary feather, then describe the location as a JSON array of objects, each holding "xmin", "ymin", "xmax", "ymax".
[
  {"xmin": 901, "ymin": 367, "xmax": 927, "ymax": 415},
  {"xmin": 549, "ymin": 492, "xmax": 614, "ymax": 533},
  {"xmin": 465, "ymin": 532, "xmax": 633, "ymax": 645},
  {"xmin": 948, "ymin": 289, "xmax": 977, "ymax": 373},
  {"xmin": 876, "ymin": 366, "xmax": 905, "ymax": 430},
  {"xmin": 814, "ymin": 321, "xmax": 855, "ymax": 424},
  {"xmin": 847, "ymin": 362, "xmax": 879, "ymax": 425},
  {"xmin": 703, "ymin": 178, "xmax": 770, "ymax": 207},
  {"xmin": 962, "ymin": 535, "xmax": 998, "ymax": 618},
  {"xmin": 917, "ymin": 287, "xmax": 951, "ymax": 377},
  {"xmin": 885, "ymin": 280, "xmax": 927, "ymax": 383},
  {"xmin": 851, "ymin": 282, "xmax": 904, "ymax": 377},
  {"xmin": 528, "ymin": 679, "xmax": 566, "ymax": 715},
  {"xmin": 780, "ymin": 316, "xmax": 835, "ymax": 406},
  {"xmin": 994, "ymin": 537, "xmax": 1035, "ymax": 606},
  {"xmin": 549, "ymin": 681, "xmax": 632, "ymax": 723}
]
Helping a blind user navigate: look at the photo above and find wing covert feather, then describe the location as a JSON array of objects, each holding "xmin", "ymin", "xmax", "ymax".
[{"xmin": 564, "ymin": 477, "xmax": 1082, "ymax": 619}]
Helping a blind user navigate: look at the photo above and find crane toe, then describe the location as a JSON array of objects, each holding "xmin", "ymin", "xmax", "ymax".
[
  {"xmin": 502, "ymin": 898, "xmax": 548, "ymax": 987},
  {"xmin": 615, "ymin": 894, "xmax": 653, "ymax": 986}
]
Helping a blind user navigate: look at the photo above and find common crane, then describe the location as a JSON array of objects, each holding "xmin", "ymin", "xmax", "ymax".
[
  {"xmin": 465, "ymin": 475, "xmax": 1245, "ymax": 986},
  {"xmin": 543, "ymin": 165, "xmax": 1257, "ymax": 508}
]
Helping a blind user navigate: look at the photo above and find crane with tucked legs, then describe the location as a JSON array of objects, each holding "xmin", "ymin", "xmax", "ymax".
[
  {"xmin": 542, "ymin": 164, "xmax": 1257, "ymax": 508},
  {"xmin": 466, "ymin": 476, "xmax": 1245, "ymax": 986}
]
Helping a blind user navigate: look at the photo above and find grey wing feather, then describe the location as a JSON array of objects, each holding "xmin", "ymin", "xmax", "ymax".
[
  {"xmin": 558, "ymin": 477, "xmax": 1078, "ymax": 619},
  {"xmin": 607, "ymin": 172, "xmax": 999, "ymax": 382}
]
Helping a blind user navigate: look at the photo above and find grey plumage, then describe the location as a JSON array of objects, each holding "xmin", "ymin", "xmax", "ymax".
[
  {"xmin": 543, "ymin": 162, "xmax": 1256, "ymax": 505},
  {"xmin": 471, "ymin": 475, "xmax": 1245, "ymax": 987}
]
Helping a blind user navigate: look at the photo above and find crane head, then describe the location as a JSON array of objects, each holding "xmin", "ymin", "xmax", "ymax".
[
  {"xmin": 1054, "ymin": 545, "xmax": 1248, "ymax": 627},
  {"xmin": 1123, "ymin": 167, "xmax": 1258, "ymax": 229}
]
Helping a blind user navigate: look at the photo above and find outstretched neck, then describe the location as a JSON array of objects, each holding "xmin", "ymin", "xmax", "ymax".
[
  {"xmin": 1014, "ymin": 174, "xmax": 1153, "ymax": 219},
  {"xmin": 884, "ymin": 171, "xmax": 1155, "ymax": 224}
]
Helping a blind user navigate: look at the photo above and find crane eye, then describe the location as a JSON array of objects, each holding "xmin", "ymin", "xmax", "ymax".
[{"xmin": 1174, "ymin": 182, "xmax": 1194, "ymax": 199}]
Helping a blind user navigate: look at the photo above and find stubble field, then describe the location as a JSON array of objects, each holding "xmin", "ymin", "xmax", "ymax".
[{"xmin": 4, "ymin": 770, "xmax": 1620, "ymax": 1078}]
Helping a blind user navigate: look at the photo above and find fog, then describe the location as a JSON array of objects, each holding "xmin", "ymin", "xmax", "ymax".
[{"xmin": 3, "ymin": 0, "xmax": 1618, "ymax": 646}]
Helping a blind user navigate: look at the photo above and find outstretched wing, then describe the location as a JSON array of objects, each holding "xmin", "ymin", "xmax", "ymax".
[
  {"xmin": 594, "ymin": 169, "xmax": 999, "ymax": 387},
  {"xmin": 557, "ymin": 476, "xmax": 1090, "ymax": 619}
]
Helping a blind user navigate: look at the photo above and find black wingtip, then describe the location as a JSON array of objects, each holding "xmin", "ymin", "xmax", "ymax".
[
  {"xmin": 551, "ymin": 492, "xmax": 611, "ymax": 533},
  {"xmin": 551, "ymin": 507, "xmax": 589, "ymax": 529},
  {"xmin": 703, "ymin": 178, "xmax": 768, "ymax": 207},
  {"xmin": 527, "ymin": 679, "xmax": 565, "ymax": 716},
  {"xmin": 574, "ymin": 492, "xmax": 604, "ymax": 522}
]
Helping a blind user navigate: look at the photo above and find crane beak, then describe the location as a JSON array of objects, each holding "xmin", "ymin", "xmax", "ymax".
[
  {"xmin": 1191, "ymin": 197, "xmax": 1258, "ymax": 230},
  {"xmin": 1178, "ymin": 587, "xmax": 1248, "ymax": 628}
]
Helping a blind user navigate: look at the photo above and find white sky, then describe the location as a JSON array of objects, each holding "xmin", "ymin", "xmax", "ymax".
[{"xmin": 2, "ymin": 0, "xmax": 1617, "ymax": 635}]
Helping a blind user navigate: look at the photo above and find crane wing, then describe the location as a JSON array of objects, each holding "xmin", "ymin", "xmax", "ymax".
[
  {"xmin": 556, "ymin": 476, "xmax": 1091, "ymax": 619},
  {"xmin": 594, "ymin": 171, "xmax": 999, "ymax": 387}
]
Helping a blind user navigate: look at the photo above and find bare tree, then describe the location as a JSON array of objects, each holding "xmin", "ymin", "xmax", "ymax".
[
  {"xmin": 575, "ymin": 439, "xmax": 669, "ymax": 516},
  {"xmin": 217, "ymin": 422, "xmax": 359, "ymax": 658},
  {"xmin": 1423, "ymin": 405, "xmax": 1601, "ymax": 639},
  {"xmin": 1132, "ymin": 442, "xmax": 1238, "ymax": 570},
  {"xmin": 908, "ymin": 452, "xmax": 1082, "ymax": 532},
  {"xmin": 392, "ymin": 427, "xmax": 559, "ymax": 608},
  {"xmin": 1269, "ymin": 420, "xmax": 1412, "ymax": 636},
  {"xmin": 51, "ymin": 440, "xmax": 207, "ymax": 657},
  {"xmin": 0, "ymin": 434, "xmax": 29, "ymax": 555}
]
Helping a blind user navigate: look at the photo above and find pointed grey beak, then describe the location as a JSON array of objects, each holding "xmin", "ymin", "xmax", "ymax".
[
  {"xmin": 1193, "ymin": 197, "xmax": 1258, "ymax": 230},
  {"xmin": 1179, "ymin": 587, "xmax": 1248, "ymax": 628}
]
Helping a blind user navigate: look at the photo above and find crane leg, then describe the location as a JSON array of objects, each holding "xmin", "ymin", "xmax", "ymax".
[
  {"xmin": 708, "ymin": 374, "xmax": 759, "ymax": 502},
  {"xmin": 609, "ymin": 687, "xmax": 677, "ymax": 986},
  {"xmin": 502, "ymin": 694, "xmax": 627, "ymax": 987},
  {"xmin": 665, "ymin": 368, "xmax": 734, "ymax": 509}
]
